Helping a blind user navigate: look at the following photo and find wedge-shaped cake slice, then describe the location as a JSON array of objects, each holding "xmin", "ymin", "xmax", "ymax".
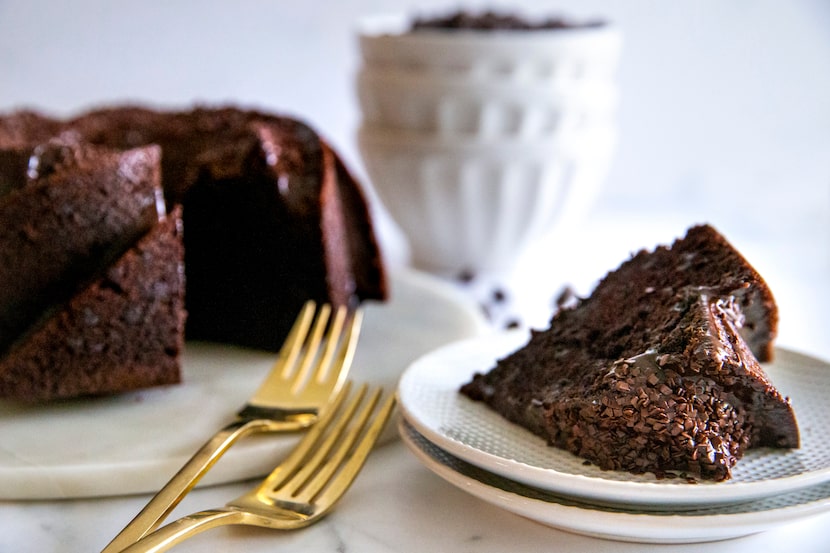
[
  {"xmin": 0, "ymin": 138, "xmax": 164, "ymax": 354},
  {"xmin": 0, "ymin": 139, "xmax": 185, "ymax": 401},
  {"xmin": 461, "ymin": 225, "xmax": 798, "ymax": 480},
  {"xmin": 0, "ymin": 212, "xmax": 185, "ymax": 401}
]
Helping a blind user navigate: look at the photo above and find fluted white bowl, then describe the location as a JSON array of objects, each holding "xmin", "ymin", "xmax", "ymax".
[
  {"xmin": 357, "ymin": 14, "xmax": 622, "ymax": 83},
  {"xmin": 358, "ymin": 125, "xmax": 617, "ymax": 275}
]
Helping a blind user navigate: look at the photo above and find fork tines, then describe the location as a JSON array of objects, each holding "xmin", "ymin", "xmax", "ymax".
[
  {"xmin": 241, "ymin": 301, "xmax": 362, "ymax": 420},
  {"xmin": 261, "ymin": 382, "xmax": 396, "ymax": 510},
  {"xmin": 276, "ymin": 302, "xmax": 357, "ymax": 393}
]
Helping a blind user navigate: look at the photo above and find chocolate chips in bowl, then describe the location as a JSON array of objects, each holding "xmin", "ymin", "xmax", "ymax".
[{"xmin": 410, "ymin": 10, "xmax": 606, "ymax": 32}]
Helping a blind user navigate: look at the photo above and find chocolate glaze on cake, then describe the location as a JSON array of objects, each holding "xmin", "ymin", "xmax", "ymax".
[
  {"xmin": 1, "ymin": 106, "xmax": 387, "ymax": 352},
  {"xmin": 0, "ymin": 112, "xmax": 60, "ymax": 195},
  {"xmin": 461, "ymin": 225, "xmax": 798, "ymax": 481}
]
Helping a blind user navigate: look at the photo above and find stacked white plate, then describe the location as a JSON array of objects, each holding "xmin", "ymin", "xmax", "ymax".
[
  {"xmin": 396, "ymin": 330, "xmax": 830, "ymax": 544},
  {"xmin": 355, "ymin": 15, "xmax": 622, "ymax": 275}
]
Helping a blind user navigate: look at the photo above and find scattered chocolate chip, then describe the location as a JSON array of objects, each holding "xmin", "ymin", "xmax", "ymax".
[
  {"xmin": 456, "ymin": 269, "xmax": 476, "ymax": 283},
  {"xmin": 492, "ymin": 288, "xmax": 507, "ymax": 303}
]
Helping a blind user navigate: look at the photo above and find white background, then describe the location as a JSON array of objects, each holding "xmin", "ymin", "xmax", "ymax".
[{"xmin": 1, "ymin": 0, "xmax": 828, "ymax": 352}]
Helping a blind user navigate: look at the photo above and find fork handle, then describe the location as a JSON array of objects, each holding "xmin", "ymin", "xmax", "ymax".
[
  {"xmin": 115, "ymin": 509, "xmax": 247, "ymax": 553},
  {"xmin": 101, "ymin": 418, "xmax": 295, "ymax": 553}
]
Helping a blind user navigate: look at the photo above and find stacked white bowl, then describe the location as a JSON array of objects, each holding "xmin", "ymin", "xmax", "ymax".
[{"xmin": 356, "ymin": 14, "xmax": 622, "ymax": 276}]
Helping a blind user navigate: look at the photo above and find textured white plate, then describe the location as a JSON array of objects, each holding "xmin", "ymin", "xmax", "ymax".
[
  {"xmin": 400, "ymin": 419, "xmax": 830, "ymax": 544},
  {"xmin": 0, "ymin": 269, "xmax": 486, "ymax": 499},
  {"xmin": 398, "ymin": 330, "xmax": 830, "ymax": 507}
]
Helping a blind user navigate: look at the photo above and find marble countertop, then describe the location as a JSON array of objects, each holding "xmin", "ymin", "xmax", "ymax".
[
  {"xmin": 1, "ymin": 2, "xmax": 828, "ymax": 550},
  {"xmin": 4, "ymin": 436, "xmax": 830, "ymax": 553}
]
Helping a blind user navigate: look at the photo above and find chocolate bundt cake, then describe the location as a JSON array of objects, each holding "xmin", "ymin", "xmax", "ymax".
[
  {"xmin": 2, "ymin": 106, "xmax": 387, "ymax": 351},
  {"xmin": 0, "ymin": 138, "xmax": 185, "ymax": 400},
  {"xmin": 461, "ymin": 225, "xmax": 798, "ymax": 481},
  {"xmin": 0, "ymin": 105, "xmax": 387, "ymax": 401}
]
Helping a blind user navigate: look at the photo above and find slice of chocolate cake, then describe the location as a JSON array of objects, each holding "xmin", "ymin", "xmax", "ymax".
[
  {"xmin": 0, "ymin": 138, "xmax": 164, "ymax": 355},
  {"xmin": 0, "ymin": 139, "xmax": 185, "ymax": 401},
  {"xmin": 461, "ymin": 225, "xmax": 798, "ymax": 481},
  {"xmin": 0, "ymin": 212, "xmax": 185, "ymax": 401}
]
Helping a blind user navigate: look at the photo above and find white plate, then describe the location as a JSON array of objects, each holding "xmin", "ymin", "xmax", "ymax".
[
  {"xmin": 0, "ymin": 269, "xmax": 487, "ymax": 500},
  {"xmin": 400, "ymin": 419, "xmax": 830, "ymax": 544},
  {"xmin": 398, "ymin": 330, "xmax": 830, "ymax": 507}
]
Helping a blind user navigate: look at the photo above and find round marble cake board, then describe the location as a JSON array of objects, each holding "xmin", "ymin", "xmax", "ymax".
[{"xmin": 0, "ymin": 269, "xmax": 487, "ymax": 499}]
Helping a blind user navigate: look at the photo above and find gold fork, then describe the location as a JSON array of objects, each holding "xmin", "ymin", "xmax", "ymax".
[
  {"xmin": 102, "ymin": 301, "xmax": 361, "ymax": 553},
  {"xmin": 118, "ymin": 382, "xmax": 396, "ymax": 553}
]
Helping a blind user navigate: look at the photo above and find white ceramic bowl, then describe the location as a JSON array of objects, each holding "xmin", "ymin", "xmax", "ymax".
[
  {"xmin": 357, "ymin": 14, "xmax": 622, "ymax": 82},
  {"xmin": 357, "ymin": 65, "xmax": 618, "ymax": 139},
  {"xmin": 358, "ymin": 126, "xmax": 617, "ymax": 275}
]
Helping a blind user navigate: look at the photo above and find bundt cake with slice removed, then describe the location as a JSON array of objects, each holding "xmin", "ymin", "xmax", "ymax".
[
  {"xmin": 0, "ymin": 138, "xmax": 185, "ymax": 401},
  {"xmin": 0, "ymin": 105, "xmax": 387, "ymax": 400},
  {"xmin": 461, "ymin": 224, "xmax": 798, "ymax": 481},
  {"xmin": 1, "ymin": 105, "xmax": 387, "ymax": 352}
]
